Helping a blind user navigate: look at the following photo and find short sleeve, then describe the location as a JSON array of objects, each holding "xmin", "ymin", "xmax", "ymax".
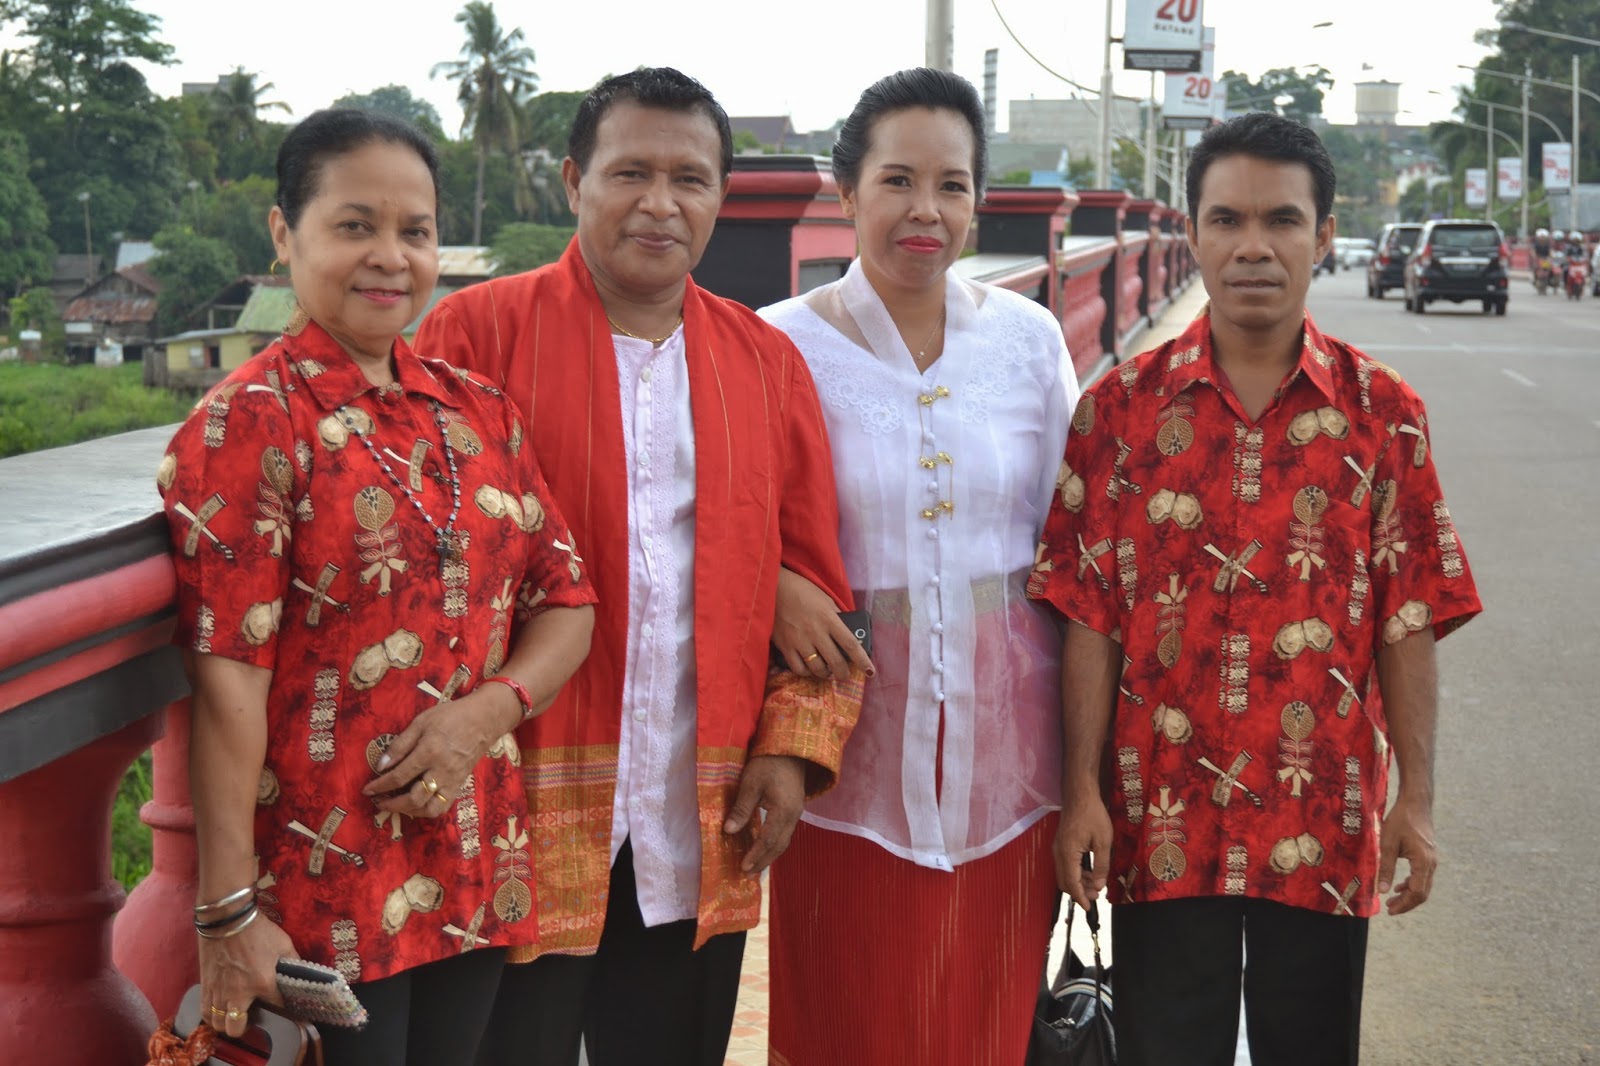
[
  {"xmin": 1031, "ymin": 326, "xmax": 1082, "ymax": 529},
  {"xmin": 503, "ymin": 404, "xmax": 598, "ymax": 621},
  {"xmin": 1366, "ymin": 389, "xmax": 1481, "ymax": 646},
  {"xmin": 1027, "ymin": 377, "xmax": 1125, "ymax": 638},
  {"xmin": 157, "ymin": 381, "xmax": 299, "ymax": 668}
]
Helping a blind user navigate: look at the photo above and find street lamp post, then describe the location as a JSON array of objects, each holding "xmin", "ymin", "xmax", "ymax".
[
  {"xmin": 1096, "ymin": 0, "xmax": 1114, "ymax": 188},
  {"xmin": 76, "ymin": 191, "xmax": 92, "ymax": 284},
  {"xmin": 1491, "ymin": 21, "xmax": 1600, "ymax": 232}
]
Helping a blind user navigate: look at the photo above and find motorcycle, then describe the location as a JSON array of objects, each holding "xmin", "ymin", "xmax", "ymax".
[
  {"xmin": 1534, "ymin": 256, "xmax": 1555, "ymax": 294},
  {"xmin": 1566, "ymin": 257, "xmax": 1588, "ymax": 300}
]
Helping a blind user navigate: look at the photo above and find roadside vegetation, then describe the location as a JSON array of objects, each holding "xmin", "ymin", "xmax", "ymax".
[{"xmin": 0, "ymin": 362, "xmax": 189, "ymax": 458}]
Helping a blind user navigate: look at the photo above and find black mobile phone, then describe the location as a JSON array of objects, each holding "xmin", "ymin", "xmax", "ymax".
[
  {"xmin": 837, "ymin": 609, "xmax": 872, "ymax": 658},
  {"xmin": 770, "ymin": 610, "xmax": 873, "ymax": 669}
]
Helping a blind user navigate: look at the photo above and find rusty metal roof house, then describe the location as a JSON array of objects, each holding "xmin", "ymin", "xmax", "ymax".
[{"xmin": 61, "ymin": 264, "xmax": 161, "ymax": 365}]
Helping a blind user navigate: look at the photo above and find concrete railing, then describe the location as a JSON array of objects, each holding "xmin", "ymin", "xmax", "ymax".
[{"xmin": 0, "ymin": 427, "xmax": 193, "ymax": 1063}]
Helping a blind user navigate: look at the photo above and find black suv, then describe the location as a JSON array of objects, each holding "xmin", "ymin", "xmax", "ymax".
[
  {"xmin": 1403, "ymin": 219, "xmax": 1509, "ymax": 315},
  {"xmin": 1367, "ymin": 223, "xmax": 1422, "ymax": 299}
]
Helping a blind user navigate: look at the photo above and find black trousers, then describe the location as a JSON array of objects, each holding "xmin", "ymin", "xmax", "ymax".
[
  {"xmin": 318, "ymin": 945, "xmax": 506, "ymax": 1065},
  {"xmin": 1111, "ymin": 896, "xmax": 1369, "ymax": 1066},
  {"xmin": 475, "ymin": 839, "xmax": 748, "ymax": 1066}
]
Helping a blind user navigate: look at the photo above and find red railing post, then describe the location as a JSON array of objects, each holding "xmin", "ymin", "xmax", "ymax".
[
  {"xmin": 0, "ymin": 716, "xmax": 162, "ymax": 1064},
  {"xmin": 114, "ymin": 697, "xmax": 199, "ymax": 1019}
]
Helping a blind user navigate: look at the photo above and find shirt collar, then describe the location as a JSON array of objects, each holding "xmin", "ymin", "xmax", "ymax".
[
  {"xmin": 1164, "ymin": 304, "xmax": 1339, "ymax": 406},
  {"xmin": 283, "ymin": 317, "xmax": 458, "ymax": 411}
]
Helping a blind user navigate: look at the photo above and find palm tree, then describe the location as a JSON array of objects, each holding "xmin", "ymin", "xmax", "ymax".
[
  {"xmin": 432, "ymin": 2, "xmax": 537, "ymax": 244},
  {"xmin": 210, "ymin": 66, "xmax": 290, "ymax": 147}
]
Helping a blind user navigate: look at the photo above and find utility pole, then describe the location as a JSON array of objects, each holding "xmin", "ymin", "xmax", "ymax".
[
  {"xmin": 1486, "ymin": 109, "xmax": 1495, "ymax": 223},
  {"xmin": 925, "ymin": 0, "xmax": 954, "ymax": 70},
  {"xmin": 77, "ymin": 191, "xmax": 93, "ymax": 283},
  {"xmin": 1144, "ymin": 72, "xmax": 1157, "ymax": 199},
  {"xmin": 1096, "ymin": 0, "xmax": 1114, "ymax": 188},
  {"xmin": 1522, "ymin": 65, "xmax": 1531, "ymax": 239},
  {"xmin": 1574, "ymin": 54, "xmax": 1582, "ymax": 234}
]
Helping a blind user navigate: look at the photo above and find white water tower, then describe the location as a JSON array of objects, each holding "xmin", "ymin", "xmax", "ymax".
[{"xmin": 1355, "ymin": 81, "xmax": 1401, "ymax": 125}]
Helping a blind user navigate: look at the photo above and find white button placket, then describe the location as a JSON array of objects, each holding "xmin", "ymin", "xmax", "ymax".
[{"xmin": 916, "ymin": 385, "xmax": 954, "ymax": 822}]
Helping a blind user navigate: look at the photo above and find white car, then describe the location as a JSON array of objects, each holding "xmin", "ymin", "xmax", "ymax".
[{"xmin": 1336, "ymin": 238, "xmax": 1376, "ymax": 270}]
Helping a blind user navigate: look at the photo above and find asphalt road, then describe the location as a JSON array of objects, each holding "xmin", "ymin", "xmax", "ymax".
[{"xmin": 1305, "ymin": 268, "xmax": 1600, "ymax": 1065}]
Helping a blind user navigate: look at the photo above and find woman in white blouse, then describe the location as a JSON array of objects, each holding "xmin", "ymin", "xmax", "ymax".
[{"xmin": 759, "ymin": 68, "xmax": 1080, "ymax": 1065}]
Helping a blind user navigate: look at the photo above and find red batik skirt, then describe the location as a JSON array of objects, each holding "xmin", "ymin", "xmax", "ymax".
[{"xmin": 768, "ymin": 813, "xmax": 1059, "ymax": 1066}]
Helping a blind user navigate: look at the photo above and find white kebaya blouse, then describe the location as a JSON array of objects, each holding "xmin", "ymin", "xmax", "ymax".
[{"xmin": 761, "ymin": 260, "xmax": 1079, "ymax": 870}]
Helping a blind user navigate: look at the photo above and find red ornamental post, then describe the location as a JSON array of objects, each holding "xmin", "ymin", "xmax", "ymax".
[
  {"xmin": 0, "ymin": 716, "xmax": 162, "ymax": 1064},
  {"xmin": 114, "ymin": 697, "xmax": 200, "ymax": 1019}
]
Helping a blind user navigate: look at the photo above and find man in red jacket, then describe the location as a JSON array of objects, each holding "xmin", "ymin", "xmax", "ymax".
[{"xmin": 414, "ymin": 68, "xmax": 862, "ymax": 1066}]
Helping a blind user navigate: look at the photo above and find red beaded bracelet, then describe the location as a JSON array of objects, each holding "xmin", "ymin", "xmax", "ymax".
[{"xmin": 484, "ymin": 676, "xmax": 534, "ymax": 721}]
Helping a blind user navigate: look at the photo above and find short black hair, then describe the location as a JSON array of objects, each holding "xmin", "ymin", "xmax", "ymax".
[
  {"xmin": 1187, "ymin": 112, "xmax": 1336, "ymax": 224},
  {"xmin": 832, "ymin": 68, "xmax": 989, "ymax": 198},
  {"xmin": 275, "ymin": 109, "xmax": 441, "ymax": 229},
  {"xmin": 566, "ymin": 67, "xmax": 733, "ymax": 179}
]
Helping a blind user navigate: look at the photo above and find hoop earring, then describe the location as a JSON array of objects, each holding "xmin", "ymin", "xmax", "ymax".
[{"xmin": 270, "ymin": 258, "xmax": 283, "ymax": 277}]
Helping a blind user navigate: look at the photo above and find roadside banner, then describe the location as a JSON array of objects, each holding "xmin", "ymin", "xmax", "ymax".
[
  {"xmin": 1465, "ymin": 168, "xmax": 1488, "ymax": 208},
  {"xmin": 1542, "ymin": 143, "xmax": 1572, "ymax": 190},
  {"xmin": 1163, "ymin": 27, "xmax": 1218, "ymax": 129},
  {"xmin": 1498, "ymin": 157, "xmax": 1522, "ymax": 201},
  {"xmin": 1125, "ymin": 0, "xmax": 1205, "ymax": 72}
]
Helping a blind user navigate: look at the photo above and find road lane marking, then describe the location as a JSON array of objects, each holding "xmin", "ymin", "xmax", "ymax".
[
  {"xmin": 1501, "ymin": 369, "xmax": 1537, "ymax": 388},
  {"xmin": 1414, "ymin": 323, "xmax": 1432, "ymax": 334},
  {"xmin": 1361, "ymin": 344, "xmax": 1596, "ymax": 356}
]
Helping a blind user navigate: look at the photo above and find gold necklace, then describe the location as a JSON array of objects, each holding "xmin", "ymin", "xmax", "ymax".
[
  {"xmin": 910, "ymin": 309, "xmax": 946, "ymax": 364},
  {"xmin": 606, "ymin": 311, "xmax": 683, "ymax": 346}
]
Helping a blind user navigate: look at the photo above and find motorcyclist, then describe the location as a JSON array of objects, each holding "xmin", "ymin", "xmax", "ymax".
[
  {"xmin": 1551, "ymin": 230, "xmax": 1570, "ymax": 286},
  {"xmin": 1532, "ymin": 227, "xmax": 1553, "ymax": 291}
]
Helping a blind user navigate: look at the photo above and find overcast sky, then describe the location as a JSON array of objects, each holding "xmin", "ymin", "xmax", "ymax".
[{"xmin": 13, "ymin": 0, "xmax": 1505, "ymax": 138}]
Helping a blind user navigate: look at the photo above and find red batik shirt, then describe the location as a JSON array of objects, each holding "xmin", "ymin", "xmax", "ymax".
[
  {"xmin": 1029, "ymin": 309, "xmax": 1480, "ymax": 917},
  {"xmin": 157, "ymin": 317, "xmax": 596, "ymax": 983}
]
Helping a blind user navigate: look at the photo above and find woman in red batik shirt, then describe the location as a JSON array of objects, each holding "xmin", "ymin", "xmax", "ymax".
[{"xmin": 157, "ymin": 109, "xmax": 595, "ymax": 1063}]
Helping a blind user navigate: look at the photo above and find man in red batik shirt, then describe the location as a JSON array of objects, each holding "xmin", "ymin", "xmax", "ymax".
[{"xmin": 1029, "ymin": 112, "xmax": 1481, "ymax": 1066}]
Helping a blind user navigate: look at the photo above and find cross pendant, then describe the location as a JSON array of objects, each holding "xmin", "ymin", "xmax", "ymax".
[{"xmin": 436, "ymin": 531, "xmax": 460, "ymax": 564}]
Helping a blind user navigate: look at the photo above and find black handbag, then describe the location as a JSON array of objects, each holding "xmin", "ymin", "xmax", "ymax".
[{"xmin": 1026, "ymin": 898, "xmax": 1116, "ymax": 1066}]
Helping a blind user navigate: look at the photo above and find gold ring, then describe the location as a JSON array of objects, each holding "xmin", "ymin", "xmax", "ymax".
[
  {"xmin": 431, "ymin": 790, "xmax": 450, "ymax": 806},
  {"xmin": 209, "ymin": 1005, "xmax": 226, "ymax": 1016},
  {"xmin": 226, "ymin": 1007, "xmax": 245, "ymax": 1021},
  {"xmin": 423, "ymin": 777, "xmax": 440, "ymax": 795},
  {"xmin": 804, "ymin": 652, "xmax": 821, "ymax": 663}
]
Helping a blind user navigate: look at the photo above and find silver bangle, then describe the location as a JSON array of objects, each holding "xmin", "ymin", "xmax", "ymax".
[
  {"xmin": 194, "ymin": 885, "xmax": 256, "ymax": 916},
  {"xmin": 196, "ymin": 904, "xmax": 260, "ymax": 940}
]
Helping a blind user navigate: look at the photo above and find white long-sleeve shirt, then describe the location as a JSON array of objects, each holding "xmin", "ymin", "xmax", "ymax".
[{"xmin": 762, "ymin": 261, "xmax": 1079, "ymax": 870}]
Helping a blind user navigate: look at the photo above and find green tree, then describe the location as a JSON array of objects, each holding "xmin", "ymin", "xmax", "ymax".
[
  {"xmin": 0, "ymin": 0, "xmax": 173, "ymax": 113},
  {"xmin": 208, "ymin": 68, "xmax": 292, "ymax": 181},
  {"xmin": 148, "ymin": 226, "xmax": 235, "ymax": 334},
  {"xmin": 432, "ymin": 1, "xmax": 538, "ymax": 244},
  {"xmin": 332, "ymin": 84, "xmax": 445, "ymax": 139},
  {"xmin": 437, "ymin": 137, "xmax": 520, "ymax": 244},
  {"xmin": 489, "ymin": 221, "xmax": 574, "ymax": 274},
  {"xmin": 520, "ymin": 89, "xmax": 585, "ymax": 154},
  {"xmin": 1223, "ymin": 66, "xmax": 1334, "ymax": 123},
  {"xmin": 198, "ymin": 175, "xmax": 277, "ymax": 275},
  {"xmin": 31, "ymin": 93, "xmax": 185, "ymax": 250},
  {"xmin": 733, "ymin": 128, "xmax": 762, "ymax": 153},
  {"xmin": 0, "ymin": 129, "xmax": 56, "ymax": 302},
  {"xmin": 7, "ymin": 286, "xmax": 63, "ymax": 356}
]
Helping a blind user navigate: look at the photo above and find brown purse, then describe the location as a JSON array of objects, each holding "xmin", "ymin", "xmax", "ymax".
[{"xmin": 145, "ymin": 985, "xmax": 322, "ymax": 1066}]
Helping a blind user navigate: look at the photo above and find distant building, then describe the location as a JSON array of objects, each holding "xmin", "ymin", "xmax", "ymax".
[
  {"xmin": 989, "ymin": 143, "xmax": 1072, "ymax": 183},
  {"xmin": 61, "ymin": 264, "xmax": 161, "ymax": 365},
  {"xmin": 1007, "ymin": 98, "xmax": 1145, "ymax": 160},
  {"xmin": 730, "ymin": 116, "xmax": 798, "ymax": 152},
  {"xmin": 113, "ymin": 241, "xmax": 159, "ymax": 271},
  {"xmin": 49, "ymin": 255, "xmax": 105, "ymax": 317}
]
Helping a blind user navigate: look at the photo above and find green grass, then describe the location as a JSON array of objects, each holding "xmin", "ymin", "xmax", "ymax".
[
  {"xmin": 0, "ymin": 362, "xmax": 191, "ymax": 459},
  {"xmin": 113, "ymin": 752, "xmax": 154, "ymax": 891}
]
